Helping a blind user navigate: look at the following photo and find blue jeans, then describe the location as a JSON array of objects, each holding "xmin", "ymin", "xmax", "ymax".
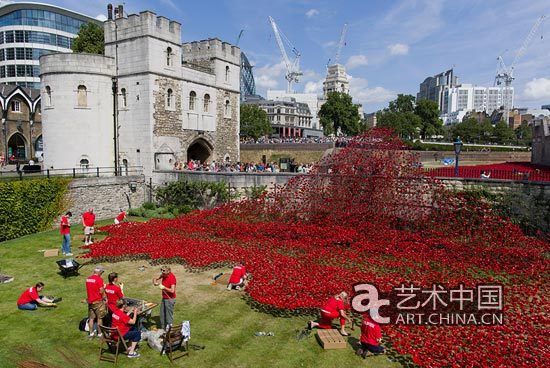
[
  {"xmin": 361, "ymin": 342, "xmax": 385, "ymax": 354},
  {"xmin": 61, "ymin": 234, "xmax": 71, "ymax": 254},
  {"xmin": 18, "ymin": 302, "xmax": 38, "ymax": 310}
]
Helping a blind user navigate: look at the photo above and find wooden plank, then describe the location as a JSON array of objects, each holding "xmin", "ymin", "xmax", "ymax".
[
  {"xmin": 316, "ymin": 329, "xmax": 347, "ymax": 349},
  {"xmin": 44, "ymin": 249, "xmax": 59, "ymax": 257}
]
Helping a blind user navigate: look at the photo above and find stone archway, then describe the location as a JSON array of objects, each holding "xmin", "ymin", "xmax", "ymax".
[
  {"xmin": 187, "ymin": 138, "xmax": 212, "ymax": 164},
  {"xmin": 8, "ymin": 133, "xmax": 27, "ymax": 161}
]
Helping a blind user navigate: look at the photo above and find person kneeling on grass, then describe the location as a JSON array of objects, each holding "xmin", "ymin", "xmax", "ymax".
[
  {"xmin": 308, "ymin": 291, "xmax": 352, "ymax": 336},
  {"xmin": 356, "ymin": 313, "xmax": 385, "ymax": 358},
  {"xmin": 17, "ymin": 282, "xmax": 58, "ymax": 310},
  {"xmin": 111, "ymin": 299, "xmax": 141, "ymax": 358},
  {"xmin": 227, "ymin": 263, "xmax": 249, "ymax": 290}
]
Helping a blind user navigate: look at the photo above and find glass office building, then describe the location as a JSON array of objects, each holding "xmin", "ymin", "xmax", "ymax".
[{"xmin": 0, "ymin": 2, "xmax": 100, "ymax": 89}]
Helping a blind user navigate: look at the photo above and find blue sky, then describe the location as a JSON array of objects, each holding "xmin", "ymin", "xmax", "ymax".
[{"xmin": 29, "ymin": 0, "xmax": 550, "ymax": 112}]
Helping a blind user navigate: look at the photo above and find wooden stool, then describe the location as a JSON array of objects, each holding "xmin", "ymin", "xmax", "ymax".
[{"xmin": 316, "ymin": 329, "xmax": 348, "ymax": 349}]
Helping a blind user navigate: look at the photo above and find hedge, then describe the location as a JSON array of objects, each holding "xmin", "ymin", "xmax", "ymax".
[{"xmin": 0, "ymin": 177, "xmax": 71, "ymax": 242}]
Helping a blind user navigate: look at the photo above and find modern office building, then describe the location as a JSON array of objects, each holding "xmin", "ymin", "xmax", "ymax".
[
  {"xmin": 417, "ymin": 69, "xmax": 457, "ymax": 111},
  {"xmin": 0, "ymin": 2, "xmax": 100, "ymax": 88},
  {"xmin": 240, "ymin": 51, "xmax": 256, "ymax": 101}
]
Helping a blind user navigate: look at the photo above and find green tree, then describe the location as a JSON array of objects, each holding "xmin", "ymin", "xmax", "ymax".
[
  {"xmin": 72, "ymin": 23, "xmax": 104, "ymax": 54},
  {"xmin": 451, "ymin": 117, "xmax": 493, "ymax": 144},
  {"xmin": 492, "ymin": 121, "xmax": 516, "ymax": 144},
  {"xmin": 514, "ymin": 123, "xmax": 533, "ymax": 146},
  {"xmin": 318, "ymin": 92, "xmax": 362, "ymax": 135},
  {"xmin": 376, "ymin": 94, "xmax": 422, "ymax": 140},
  {"xmin": 414, "ymin": 99, "xmax": 443, "ymax": 139},
  {"xmin": 240, "ymin": 104, "xmax": 273, "ymax": 139},
  {"xmin": 388, "ymin": 94, "xmax": 415, "ymax": 113}
]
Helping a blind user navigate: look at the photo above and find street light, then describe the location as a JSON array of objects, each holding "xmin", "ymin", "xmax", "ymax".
[{"xmin": 453, "ymin": 137, "xmax": 463, "ymax": 177}]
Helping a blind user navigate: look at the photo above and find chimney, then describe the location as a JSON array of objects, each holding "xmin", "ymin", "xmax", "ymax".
[
  {"xmin": 117, "ymin": 5, "xmax": 124, "ymax": 19},
  {"xmin": 107, "ymin": 4, "xmax": 113, "ymax": 20}
]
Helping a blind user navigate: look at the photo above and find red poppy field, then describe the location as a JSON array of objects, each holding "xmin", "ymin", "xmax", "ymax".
[
  {"xmin": 88, "ymin": 129, "xmax": 549, "ymax": 367},
  {"xmin": 426, "ymin": 161, "xmax": 550, "ymax": 181}
]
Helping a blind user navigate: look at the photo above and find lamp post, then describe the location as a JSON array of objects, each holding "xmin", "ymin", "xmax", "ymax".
[
  {"xmin": 112, "ymin": 76, "xmax": 119, "ymax": 176},
  {"xmin": 453, "ymin": 137, "xmax": 463, "ymax": 177}
]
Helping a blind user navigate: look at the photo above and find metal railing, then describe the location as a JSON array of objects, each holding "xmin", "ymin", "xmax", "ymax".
[
  {"xmin": 424, "ymin": 167, "xmax": 550, "ymax": 182},
  {"xmin": 0, "ymin": 165, "xmax": 143, "ymax": 180}
]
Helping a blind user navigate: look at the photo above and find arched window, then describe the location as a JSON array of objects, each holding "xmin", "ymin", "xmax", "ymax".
[
  {"xmin": 77, "ymin": 85, "xmax": 87, "ymax": 107},
  {"xmin": 121, "ymin": 88, "xmax": 127, "ymax": 108},
  {"xmin": 203, "ymin": 93, "xmax": 210, "ymax": 112},
  {"xmin": 80, "ymin": 158, "xmax": 89, "ymax": 173},
  {"xmin": 166, "ymin": 47, "xmax": 172, "ymax": 66},
  {"xmin": 189, "ymin": 91, "xmax": 196, "ymax": 110},
  {"xmin": 122, "ymin": 158, "xmax": 128, "ymax": 176},
  {"xmin": 45, "ymin": 86, "xmax": 52, "ymax": 106},
  {"xmin": 225, "ymin": 65, "xmax": 230, "ymax": 82},
  {"xmin": 224, "ymin": 99, "xmax": 231, "ymax": 117},
  {"xmin": 34, "ymin": 135, "xmax": 43, "ymax": 152},
  {"xmin": 166, "ymin": 88, "xmax": 173, "ymax": 108}
]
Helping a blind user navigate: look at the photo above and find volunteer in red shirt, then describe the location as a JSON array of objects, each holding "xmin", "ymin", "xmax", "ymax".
[
  {"xmin": 82, "ymin": 208, "xmax": 96, "ymax": 245},
  {"xmin": 114, "ymin": 209, "xmax": 126, "ymax": 225},
  {"xmin": 105, "ymin": 272, "xmax": 124, "ymax": 312},
  {"xmin": 111, "ymin": 299, "xmax": 141, "ymax": 358},
  {"xmin": 17, "ymin": 282, "xmax": 57, "ymax": 310},
  {"xmin": 227, "ymin": 263, "xmax": 248, "ymax": 290},
  {"xmin": 152, "ymin": 265, "xmax": 177, "ymax": 329},
  {"xmin": 309, "ymin": 291, "xmax": 352, "ymax": 336},
  {"xmin": 356, "ymin": 313, "xmax": 385, "ymax": 357},
  {"xmin": 60, "ymin": 211, "xmax": 72, "ymax": 256},
  {"xmin": 86, "ymin": 266, "xmax": 107, "ymax": 337}
]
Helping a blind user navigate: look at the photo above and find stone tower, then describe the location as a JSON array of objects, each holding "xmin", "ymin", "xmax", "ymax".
[{"xmin": 323, "ymin": 64, "xmax": 349, "ymax": 97}]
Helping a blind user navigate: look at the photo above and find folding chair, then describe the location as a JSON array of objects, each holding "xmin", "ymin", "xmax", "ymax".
[
  {"xmin": 161, "ymin": 323, "xmax": 189, "ymax": 363},
  {"xmin": 98, "ymin": 325, "xmax": 129, "ymax": 365}
]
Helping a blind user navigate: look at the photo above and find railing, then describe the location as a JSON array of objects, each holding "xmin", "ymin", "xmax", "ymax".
[
  {"xmin": 424, "ymin": 167, "xmax": 550, "ymax": 182},
  {"xmin": 0, "ymin": 165, "xmax": 143, "ymax": 180}
]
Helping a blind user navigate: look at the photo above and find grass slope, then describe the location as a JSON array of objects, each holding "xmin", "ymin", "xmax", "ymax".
[{"xmin": 0, "ymin": 220, "xmax": 397, "ymax": 368}]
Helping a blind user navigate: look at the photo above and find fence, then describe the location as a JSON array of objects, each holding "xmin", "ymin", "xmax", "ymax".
[
  {"xmin": 424, "ymin": 167, "xmax": 550, "ymax": 182},
  {"xmin": 0, "ymin": 165, "xmax": 143, "ymax": 180}
]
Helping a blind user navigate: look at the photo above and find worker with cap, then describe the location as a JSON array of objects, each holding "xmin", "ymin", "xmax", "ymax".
[
  {"xmin": 308, "ymin": 291, "xmax": 352, "ymax": 336},
  {"xmin": 86, "ymin": 265, "xmax": 107, "ymax": 337}
]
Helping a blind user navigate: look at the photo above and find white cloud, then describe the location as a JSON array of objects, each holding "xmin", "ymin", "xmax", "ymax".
[
  {"xmin": 304, "ymin": 79, "xmax": 324, "ymax": 94},
  {"xmin": 95, "ymin": 14, "xmax": 107, "ymax": 22},
  {"xmin": 345, "ymin": 55, "xmax": 369, "ymax": 69},
  {"xmin": 349, "ymin": 76, "xmax": 396, "ymax": 106},
  {"xmin": 524, "ymin": 77, "xmax": 550, "ymax": 99},
  {"xmin": 254, "ymin": 61, "xmax": 287, "ymax": 89},
  {"xmin": 388, "ymin": 43, "xmax": 409, "ymax": 55},
  {"xmin": 305, "ymin": 9, "xmax": 319, "ymax": 18}
]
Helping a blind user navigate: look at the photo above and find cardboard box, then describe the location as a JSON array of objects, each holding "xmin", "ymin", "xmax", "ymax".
[
  {"xmin": 316, "ymin": 329, "xmax": 348, "ymax": 349},
  {"xmin": 44, "ymin": 249, "xmax": 59, "ymax": 257}
]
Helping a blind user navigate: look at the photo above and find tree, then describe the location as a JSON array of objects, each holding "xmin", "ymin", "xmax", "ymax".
[
  {"xmin": 414, "ymin": 99, "xmax": 443, "ymax": 139},
  {"xmin": 388, "ymin": 94, "xmax": 415, "ymax": 113},
  {"xmin": 492, "ymin": 121, "xmax": 516, "ymax": 144},
  {"xmin": 318, "ymin": 92, "xmax": 362, "ymax": 135},
  {"xmin": 240, "ymin": 104, "xmax": 272, "ymax": 139},
  {"xmin": 451, "ymin": 117, "xmax": 492, "ymax": 144},
  {"xmin": 72, "ymin": 23, "xmax": 104, "ymax": 54},
  {"xmin": 514, "ymin": 123, "xmax": 533, "ymax": 146},
  {"xmin": 376, "ymin": 94, "xmax": 422, "ymax": 140}
]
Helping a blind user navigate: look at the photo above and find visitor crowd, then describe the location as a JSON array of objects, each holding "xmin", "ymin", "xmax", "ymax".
[
  {"xmin": 174, "ymin": 159, "xmax": 315, "ymax": 174},
  {"xmin": 240, "ymin": 136, "xmax": 353, "ymax": 146}
]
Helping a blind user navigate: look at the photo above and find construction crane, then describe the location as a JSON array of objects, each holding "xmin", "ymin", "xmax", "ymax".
[
  {"xmin": 268, "ymin": 16, "xmax": 302, "ymax": 93},
  {"xmin": 495, "ymin": 15, "xmax": 546, "ymax": 123},
  {"xmin": 333, "ymin": 23, "xmax": 348, "ymax": 66},
  {"xmin": 236, "ymin": 29, "xmax": 244, "ymax": 46}
]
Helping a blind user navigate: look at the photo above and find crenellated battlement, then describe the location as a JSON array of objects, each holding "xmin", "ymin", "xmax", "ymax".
[
  {"xmin": 104, "ymin": 10, "xmax": 181, "ymax": 46},
  {"xmin": 182, "ymin": 38, "xmax": 240, "ymax": 66}
]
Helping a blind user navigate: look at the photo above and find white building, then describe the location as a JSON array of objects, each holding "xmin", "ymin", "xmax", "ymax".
[
  {"xmin": 266, "ymin": 90, "xmax": 323, "ymax": 136},
  {"xmin": 323, "ymin": 64, "xmax": 349, "ymax": 96},
  {"xmin": 40, "ymin": 10, "xmax": 240, "ymax": 180},
  {"xmin": 441, "ymin": 84, "xmax": 514, "ymax": 125}
]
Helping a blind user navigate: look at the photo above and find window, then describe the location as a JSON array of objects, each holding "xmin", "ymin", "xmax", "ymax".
[
  {"xmin": 120, "ymin": 88, "xmax": 127, "ymax": 108},
  {"xmin": 11, "ymin": 100, "xmax": 21, "ymax": 112},
  {"xmin": 224, "ymin": 99, "xmax": 231, "ymax": 117},
  {"xmin": 203, "ymin": 94, "xmax": 210, "ymax": 112},
  {"xmin": 166, "ymin": 88, "xmax": 173, "ymax": 108},
  {"xmin": 166, "ymin": 47, "xmax": 172, "ymax": 66},
  {"xmin": 6, "ymin": 48, "xmax": 14, "ymax": 60},
  {"xmin": 189, "ymin": 91, "xmax": 196, "ymax": 110},
  {"xmin": 16, "ymin": 65, "xmax": 25, "ymax": 77},
  {"xmin": 45, "ymin": 86, "xmax": 52, "ymax": 106},
  {"xmin": 7, "ymin": 65, "xmax": 15, "ymax": 77},
  {"xmin": 80, "ymin": 158, "xmax": 89, "ymax": 173},
  {"xmin": 77, "ymin": 85, "xmax": 87, "ymax": 107},
  {"xmin": 225, "ymin": 65, "xmax": 230, "ymax": 82}
]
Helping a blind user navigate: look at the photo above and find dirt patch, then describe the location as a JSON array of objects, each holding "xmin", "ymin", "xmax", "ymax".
[{"xmin": 17, "ymin": 362, "xmax": 56, "ymax": 368}]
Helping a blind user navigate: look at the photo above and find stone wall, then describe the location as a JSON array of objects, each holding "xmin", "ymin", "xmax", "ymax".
[{"xmin": 65, "ymin": 175, "xmax": 147, "ymax": 220}]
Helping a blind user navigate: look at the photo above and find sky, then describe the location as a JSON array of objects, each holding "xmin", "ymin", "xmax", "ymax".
[{"xmin": 17, "ymin": 0, "xmax": 550, "ymax": 112}]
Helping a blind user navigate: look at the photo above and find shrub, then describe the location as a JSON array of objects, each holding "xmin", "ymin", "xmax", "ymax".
[{"xmin": 0, "ymin": 177, "xmax": 70, "ymax": 242}]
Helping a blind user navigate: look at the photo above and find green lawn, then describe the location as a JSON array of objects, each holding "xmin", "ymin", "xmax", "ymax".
[{"xmin": 0, "ymin": 220, "xmax": 399, "ymax": 368}]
